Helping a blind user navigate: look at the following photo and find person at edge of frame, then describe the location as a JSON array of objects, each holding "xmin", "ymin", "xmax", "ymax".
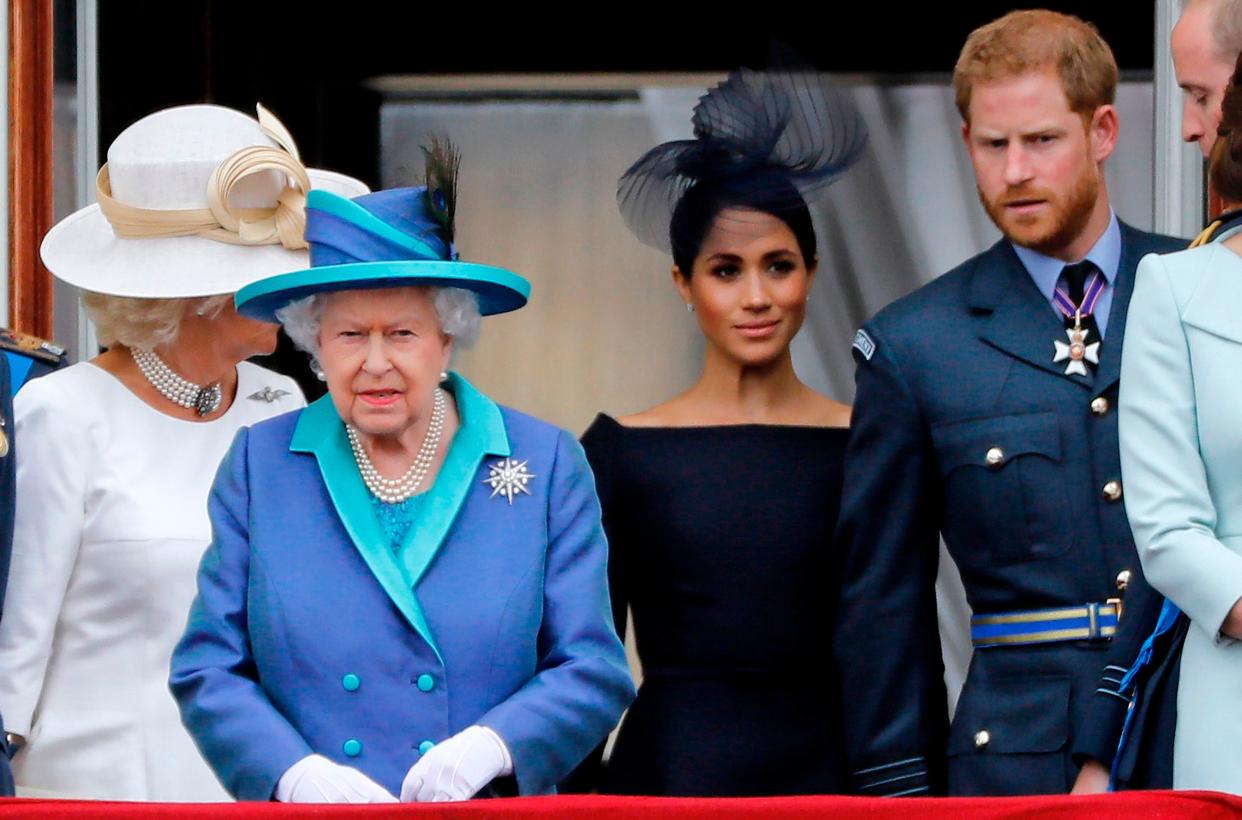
[
  {"xmin": 831, "ymin": 9, "xmax": 1184, "ymax": 797},
  {"xmin": 1071, "ymin": 0, "xmax": 1242, "ymax": 794},
  {"xmin": 0, "ymin": 331, "xmax": 68, "ymax": 795}
]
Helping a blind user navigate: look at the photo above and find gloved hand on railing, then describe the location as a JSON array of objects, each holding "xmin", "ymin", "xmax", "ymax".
[
  {"xmin": 275, "ymin": 754, "xmax": 397, "ymax": 803},
  {"xmin": 400, "ymin": 725, "xmax": 513, "ymax": 802}
]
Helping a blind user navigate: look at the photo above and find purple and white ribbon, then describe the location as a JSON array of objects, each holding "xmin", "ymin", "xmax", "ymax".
[{"xmin": 1053, "ymin": 271, "xmax": 1106, "ymax": 321}]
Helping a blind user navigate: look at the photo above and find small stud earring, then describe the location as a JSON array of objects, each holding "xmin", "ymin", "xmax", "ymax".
[
  {"xmin": 440, "ymin": 371, "xmax": 449, "ymax": 382},
  {"xmin": 685, "ymin": 303, "xmax": 695, "ymax": 313}
]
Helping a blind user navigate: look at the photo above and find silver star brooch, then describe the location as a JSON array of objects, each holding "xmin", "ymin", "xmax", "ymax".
[
  {"xmin": 247, "ymin": 387, "xmax": 292, "ymax": 403},
  {"xmin": 482, "ymin": 458, "xmax": 536, "ymax": 505}
]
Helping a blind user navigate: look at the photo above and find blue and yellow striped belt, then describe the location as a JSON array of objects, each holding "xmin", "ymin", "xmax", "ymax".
[{"xmin": 971, "ymin": 602, "xmax": 1119, "ymax": 648}]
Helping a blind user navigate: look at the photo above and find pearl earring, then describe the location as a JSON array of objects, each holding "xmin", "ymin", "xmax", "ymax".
[{"xmin": 440, "ymin": 371, "xmax": 448, "ymax": 382}]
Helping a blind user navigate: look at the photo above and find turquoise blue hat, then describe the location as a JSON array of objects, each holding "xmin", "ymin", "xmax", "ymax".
[{"xmin": 236, "ymin": 182, "xmax": 530, "ymax": 322}]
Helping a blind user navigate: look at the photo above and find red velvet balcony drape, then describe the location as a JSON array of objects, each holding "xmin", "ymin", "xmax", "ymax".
[{"xmin": 0, "ymin": 791, "xmax": 1239, "ymax": 819}]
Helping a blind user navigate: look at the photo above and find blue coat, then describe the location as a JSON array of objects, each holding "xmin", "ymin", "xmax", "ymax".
[
  {"xmin": 170, "ymin": 373, "xmax": 635, "ymax": 800},
  {"xmin": 1086, "ymin": 214, "xmax": 1242, "ymax": 790},
  {"xmin": 0, "ymin": 355, "xmax": 13, "ymax": 796},
  {"xmin": 0, "ymin": 330, "xmax": 68, "ymax": 401},
  {"xmin": 833, "ymin": 223, "xmax": 1183, "ymax": 796},
  {"xmin": 1119, "ymin": 240, "xmax": 1242, "ymax": 792}
]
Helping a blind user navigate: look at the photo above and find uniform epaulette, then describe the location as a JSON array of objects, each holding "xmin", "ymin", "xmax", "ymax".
[
  {"xmin": 1192, "ymin": 207, "xmax": 1242, "ymax": 247},
  {"xmin": 0, "ymin": 329, "xmax": 67, "ymax": 366}
]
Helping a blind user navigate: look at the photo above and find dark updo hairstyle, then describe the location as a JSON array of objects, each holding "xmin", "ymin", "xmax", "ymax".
[
  {"xmin": 1211, "ymin": 51, "xmax": 1242, "ymax": 203},
  {"xmin": 669, "ymin": 171, "xmax": 817, "ymax": 277},
  {"xmin": 617, "ymin": 69, "xmax": 867, "ymax": 270}
]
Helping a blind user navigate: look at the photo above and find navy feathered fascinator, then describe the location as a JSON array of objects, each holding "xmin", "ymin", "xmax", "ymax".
[{"xmin": 617, "ymin": 69, "xmax": 868, "ymax": 252}]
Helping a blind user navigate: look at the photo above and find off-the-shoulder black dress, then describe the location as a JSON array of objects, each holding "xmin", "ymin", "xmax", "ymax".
[{"xmin": 581, "ymin": 413, "xmax": 849, "ymax": 796}]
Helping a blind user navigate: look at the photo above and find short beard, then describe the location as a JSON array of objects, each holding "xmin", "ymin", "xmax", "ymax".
[{"xmin": 979, "ymin": 166, "xmax": 1100, "ymax": 256}]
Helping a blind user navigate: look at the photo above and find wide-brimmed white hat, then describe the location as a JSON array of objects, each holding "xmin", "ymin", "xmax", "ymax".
[{"xmin": 40, "ymin": 104, "xmax": 370, "ymax": 298}]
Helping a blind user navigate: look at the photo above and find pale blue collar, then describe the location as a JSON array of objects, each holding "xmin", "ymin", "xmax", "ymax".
[
  {"xmin": 1011, "ymin": 209, "xmax": 1121, "ymax": 301},
  {"xmin": 288, "ymin": 370, "xmax": 509, "ymax": 660},
  {"xmin": 290, "ymin": 371, "xmax": 509, "ymax": 459}
]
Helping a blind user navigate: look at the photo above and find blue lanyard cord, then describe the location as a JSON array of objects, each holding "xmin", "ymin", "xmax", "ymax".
[{"xmin": 1109, "ymin": 597, "xmax": 1183, "ymax": 789}]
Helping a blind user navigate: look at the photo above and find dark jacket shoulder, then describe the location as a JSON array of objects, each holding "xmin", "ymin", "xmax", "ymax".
[
  {"xmin": 861, "ymin": 240, "xmax": 1002, "ymax": 362},
  {"xmin": 0, "ymin": 329, "xmax": 70, "ymax": 395},
  {"xmin": 1122, "ymin": 223, "xmax": 1185, "ymax": 257},
  {"xmin": 864, "ymin": 222, "xmax": 1183, "ymax": 355},
  {"xmin": 0, "ymin": 329, "xmax": 67, "ymax": 367}
]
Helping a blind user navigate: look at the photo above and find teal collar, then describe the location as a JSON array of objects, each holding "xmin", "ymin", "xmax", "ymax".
[{"xmin": 290, "ymin": 371, "xmax": 509, "ymax": 659}]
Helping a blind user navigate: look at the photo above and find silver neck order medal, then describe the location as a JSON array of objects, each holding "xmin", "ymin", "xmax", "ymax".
[
  {"xmin": 1052, "ymin": 310, "xmax": 1100, "ymax": 377},
  {"xmin": 1051, "ymin": 270, "xmax": 1105, "ymax": 377},
  {"xmin": 347, "ymin": 388, "xmax": 447, "ymax": 504},
  {"xmin": 132, "ymin": 348, "xmax": 223, "ymax": 416}
]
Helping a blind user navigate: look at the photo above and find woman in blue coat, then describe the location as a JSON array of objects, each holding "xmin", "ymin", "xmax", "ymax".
[
  {"xmin": 170, "ymin": 144, "xmax": 635, "ymax": 803},
  {"xmin": 1116, "ymin": 57, "xmax": 1242, "ymax": 794}
]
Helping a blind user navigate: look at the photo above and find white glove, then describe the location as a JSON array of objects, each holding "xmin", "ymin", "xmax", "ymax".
[
  {"xmin": 400, "ymin": 725, "xmax": 513, "ymax": 802},
  {"xmin": 275, "ymin": 754, "xmax": 398, "ymax": 803}
]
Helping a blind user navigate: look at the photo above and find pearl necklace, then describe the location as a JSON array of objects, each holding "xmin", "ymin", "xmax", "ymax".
[
  {"xmin": 346, "ymin": 388, "xmax": 446, "ymax": 504},
  {"xmin": 132, "ymin": 347, "xmax": 223, "ymax": 416}
]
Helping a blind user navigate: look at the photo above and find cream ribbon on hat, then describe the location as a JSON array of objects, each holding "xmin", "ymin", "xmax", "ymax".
[{"xmin": 95, "ymin": 104, "xmax": 312, "ymax": 250}]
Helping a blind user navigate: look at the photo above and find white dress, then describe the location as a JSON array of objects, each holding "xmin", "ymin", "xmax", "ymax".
[{"xmin": 0, "ymin": 361, "xmax": 304, "ymax": 800}]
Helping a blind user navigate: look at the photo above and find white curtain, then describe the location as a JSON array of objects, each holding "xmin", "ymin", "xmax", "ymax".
[{"xmin": 381, "ymin": 97, "xmax": 702, "ymax": 436}]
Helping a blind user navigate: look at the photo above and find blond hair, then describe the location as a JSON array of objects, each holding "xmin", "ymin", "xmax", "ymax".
[
  {"xmin": 953, "ymin": 10, "xmax": 1118, "ymax": 121},
  {"xmin": 82, "ymin": 292, "xmax": 231, "ymax": 350}
]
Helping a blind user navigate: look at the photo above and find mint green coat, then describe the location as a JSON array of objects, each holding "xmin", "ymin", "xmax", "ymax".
[{"xmin": 1120, "ymin": 241, "xmax": 1242, "ymax": 793}]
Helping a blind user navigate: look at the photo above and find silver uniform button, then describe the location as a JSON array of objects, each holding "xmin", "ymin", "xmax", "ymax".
[
  {"xmin": 985, "ymin": 447, "xmax": 1005, "ymax": 468},
  {"xmin": 975, "ymin": 730, "xmax": 991, "ymax": 749},
  {"xmin": 1091, "ymin": 396, "xmax": 1109, "ymax": 416},
  {"xmin": 1103, "ymin": 480, "xmax": 1123, "ymax": 502},
  {"xmin": 1116, "ymin": 569, "xmax": 1132, "ymax": 591}
]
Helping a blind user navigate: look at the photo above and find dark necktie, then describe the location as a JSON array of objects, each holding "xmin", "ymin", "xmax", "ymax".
[{"xmin": 1058, "ymin": 260, "xmax": 1103, "ymax": 370}]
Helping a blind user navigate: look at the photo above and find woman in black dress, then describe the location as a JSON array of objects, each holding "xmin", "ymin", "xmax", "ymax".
[{"xmin": 583, "ymin": 69, "xmax": 867, "ymax": 797}]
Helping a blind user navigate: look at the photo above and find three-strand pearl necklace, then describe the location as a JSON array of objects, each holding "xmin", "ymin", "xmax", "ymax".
[
  {"xmin": 346, "ymin": 388, "xmax": 446, "ymax": 504},
  {"xmin": 132, "ymin": 348, "xmax": 223, "ymax": 416}
]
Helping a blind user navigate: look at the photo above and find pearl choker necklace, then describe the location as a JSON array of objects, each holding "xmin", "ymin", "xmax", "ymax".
[
  {"xmin": 132, "ymin": 348, "xmax": 223, "ymax": 417},
  {"xmin": 347, "ymin": 388, "xmax": 447, "ymax": 504}
]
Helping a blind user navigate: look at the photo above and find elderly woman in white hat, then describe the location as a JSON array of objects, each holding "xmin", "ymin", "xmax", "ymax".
[
  {"xmin": 170, "ymin": 143, "xmax": 633, "ymax": 803},
  {"xmin": 0, "ymin": 104, "xmax": 367, "ymax": 800}
]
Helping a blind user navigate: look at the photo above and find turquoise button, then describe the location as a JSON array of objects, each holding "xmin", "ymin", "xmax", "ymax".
[
  {"xmin": 418, "ymin": 740, "xmax": 435, "ymax": 755},
  {"xmin": 343, "ymin": 739, "xmax": 362, "ymax": 757},
  {"xmin": 342, "ymin": 674, "xmax": 360, "ymax": 692},
  {"xmin": 416, "ymin": 674, "xmax": 435, "ymax": 692}
]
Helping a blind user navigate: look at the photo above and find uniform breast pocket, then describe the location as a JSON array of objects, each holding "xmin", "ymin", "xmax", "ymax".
[{"xmin": 932, "ymin": 412, "xmax": 1070, "ymax": 568}]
